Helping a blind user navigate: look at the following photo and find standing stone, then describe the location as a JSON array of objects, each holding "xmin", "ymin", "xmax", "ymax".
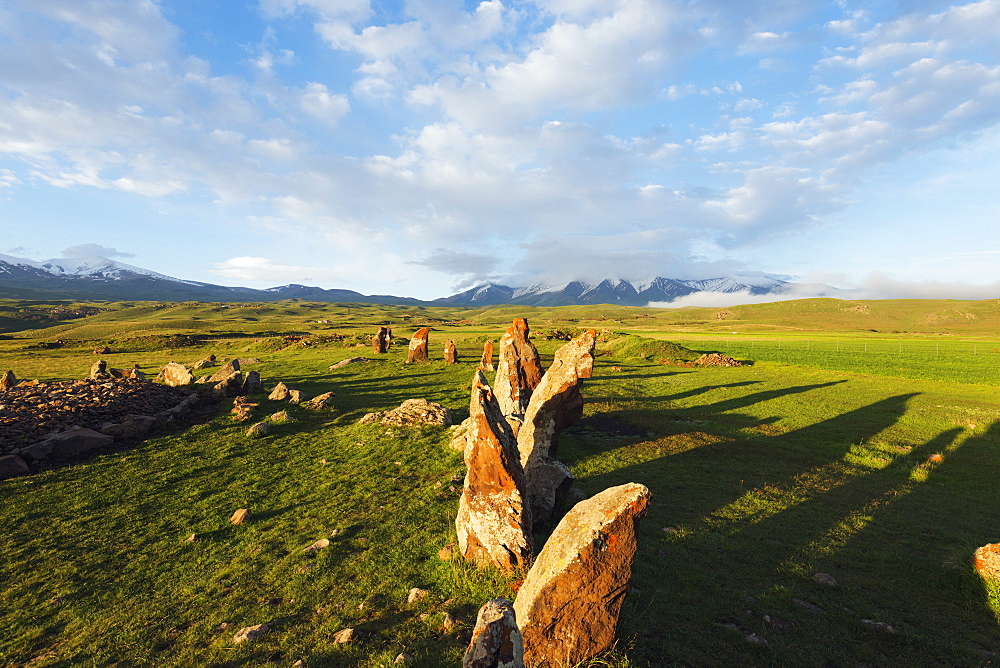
[
  {"xmin": 207, "ymin": 359, "xmax": 241, "ymax": 384},
  {"xmin": 241, "ymin": 370, "xmax": 264, "ymax": 395},
  {"xmin": 156, "ymin": 362, "xmax": 195, "ymax": 387},
  {"xmin": 407, "ymin": 327, "xmax": 431, "ymax": 363},
  {"xmin": 516, "ymin": 330, "xmax": 597, "ymax": 518},
  {"xmin": 480, "ymin": 341, "xmax": 495, "ymax": 372},
  {"xmin": 444, "ymin": 340, "xmax": 459, "ymax": 364},
  {"xmin": 373, "ymin": 326, "xmax": 392, "ymax": 354},
  {"xmin": 495, "ymin": 319, "xmax": 543, "ymax": 419},
  {"xmin": 89, "ymin": 360, "xmax": 111, "ymax": 380},
  {"xmin": 463, "ymin": 598, "xmax": 525, "ymax": 668},
  {"xmin": 0, "ymin": 370, "xmax": 16, "ymax": 391},
  {"xmin": 514, "ymin": 483, "xmax": 651, "ymax": 668},
  {"xmin": 456, "ymin": 371, "xmax": 533, "ymax": 572}
]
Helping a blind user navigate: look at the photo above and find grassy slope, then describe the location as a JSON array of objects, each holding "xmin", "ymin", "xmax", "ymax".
[{"xmin": 1, "ymin": 298, "xmax": 998, "ymax": 667}]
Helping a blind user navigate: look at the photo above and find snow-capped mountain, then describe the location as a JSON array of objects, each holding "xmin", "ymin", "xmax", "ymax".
[{"xmin": 436, "ymin": 276, "xmax": 791, "ymax": 307}]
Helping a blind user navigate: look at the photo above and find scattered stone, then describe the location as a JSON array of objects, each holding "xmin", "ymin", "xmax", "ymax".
[
  {"xmin": 231, "ymin": 397, "xmax": 257, "ymax": 422},
  {"xmin": 268, "ymin": 410, "xmax": 294, "ymax": 423},
  {"xmin": 745, "ymin": 633, "xmax": 768, "ymax": 646},
  {"xmin": 494, "ymin": 318, "xmax": 543, "ymax": 419},
  {"xmin": 332, "ymin": 628, "xmax": 354, "ymax": 644},
  {"xmin": 211, "ymin": 372, "xmax": 244, "ymax": 399},
  {"xmin": 330, "ymin": 356, "xmax": 372, "ymax": 369},
  {"xmin": 974, "ymin": 543, "xmax": 1000, "ymax": 581},
  {"xmin": 206, "ymin": 359, "xmax": 241, "ymax": 384},
  {"xmin": 442, "ymin": 611, "xmax": 460, "ymax": 631},
  {"xmin": 89, "ymin": 360, "xmax": 111, "ymax": 380},
  {"xmin": 861, "ymin": 619, "xmax": 898, "ymax": 634},
  {"xmin": 192, "ymin": 354, "xmax": 216, "ymax": 370},
  {"xmin": 394, "ymin": 653, "xmax": 414, "ymax": 665},
  {"xmin": 463, "ymin": 598, "xmax": 524, "ymax": 668},
  {"xmin": 287, "ymin": 389, "xmax": 307, "ymax": 404},
  {"xmin": 302, "ymin": 538, "xmax": 331, "ymax": 552},
  {"xmin": 407, "ymin": 587, "xmax": 430, "ymax": 605},
  {"xmin": 184, "ymin": 534, "xmax": 197, "ymax": 542},
  {"xmin": 438, "ymin": 544, "xmax": 454, "ymax": 561},
  {"xmin": 304, "ymin": 391, "xmax": 335, "ymax": 409},
  {"xmin": 444, "ymin": 339, "xmax": 459, "ymax": 364},
  {"xmin": 358, "ymin": 399, "xmax": 452, "ymax": 427},
  {"xmin": 406, "ymin": 327, "xmax": 431, "ymax": 363},
  {"xmin": 241, "ymin": 370, "xmax": 264, "ymax": 395},
  {"xmin": 268, "ymin": 382, "xmax": 292, "ymax": 401},
  {"xmin": 448, "ymin": 418, "xmax": 471, "ymax": 452},
  {"xmin": 246, "ymin": 422, "xmax": 270, "ymax": 438},
  {"xmin": 156, "ymin": 362, "xmax": 195, "ymax": 387},
  {"xmin": 92, "ymin": 345, "xmax": 112, "ymax": 355},
  {"xmin": 233, "ymin": 623, "xmax": 269, "ymax": 644},
  {"xmin": 456, "ymin": 370, "xmax": 533, "ymax": 572},
  {"xmin": 763, "ymin": 614, "xmax": 794, "ymax": 631},
  {"xmin": 0, "ymin": 370, "xmax": 17, "ymax": 391},
  {"xmin": 791, "ymin": 598, "xmax": 825, "ymax": 614},
  {"xmin": 373, "ymin": 326, "xmax": 392, "ymax": 354},
  {"xmin": 0, "ymin": 454, "xmax": 30, "ymax": 480},
  {"xmin": 812, "ymin": 572, "xmax": 838, "ymax": 587},
  {"xmin": 695, "ymin": 353, "xmax": 743, "ymax": 367},
  {"xmin": 478, "ymin": 341, "xmax": 496, "ymax": 373},
  {"xmin": 514, "ymin": 483, "xmax": 651, "ymax": 667},
  {"xmin": 230, "ymin": 508, "xmax": 252, "ymax": 525}
]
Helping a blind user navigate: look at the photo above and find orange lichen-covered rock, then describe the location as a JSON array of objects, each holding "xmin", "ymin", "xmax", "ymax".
[
  {"xmin": 463, "ymin": 598, "xmax": 524, "ymax": 668},
  {"xmin": 456, "ymin": 371, "xmax": 533, "ymax": 572},
  {"xmin": 480, "ymin": 341, "xmax": 495, "ymax": 372},
  {"xmin": 406, "ymin": 327, "xmax": 430, "ymax": 363},
  {"xmin": 495, "ymin": 318, "xmax": 544, "ymax": 420},
  {"xmin": 974, "ymin": 543, "xmax": 1000, "ymax": 581},
  {"xmin": 514, "ymin": 483, "xmax": 651, "ymax": 668},
  {"xmin": 444, "ymin": 339, "xmax": 459, "ymax": 364}
]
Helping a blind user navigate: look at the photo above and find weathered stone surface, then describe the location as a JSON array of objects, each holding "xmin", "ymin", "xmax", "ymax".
[
  {"xmin": 516, "ymin": 330, "xmax": 596, "ymax": 518},
  {"xmin": 0, "ymin": 454, "xmax": 30, "ymax": 480},
  {"xmin": 93, "ymin": 345, "xmax": 112, "ymax": 355},
  {"xmin": 230, "ymin": 508, "xmax": 252, "ymax": 525},
  {"xmin": 0, "ymin": 370, "xmax": 17, "ymax": 391},
  {"xmin": 373, "ymin": 326, "xmax": 392, "ymax": 354},
  {"xmin": 211, "ymin": 372, "xmax": 244, "ymax": 399},
  {"xmin": 514, "ymin": 483, "xmax": 651, "ymax": 668},
  {"xmin": 495, "ymin": 319, "xmax": 543, "ymax": 419},
  {"xmin": 46, "ymin": 428, "xmax": 115, "ymax": 458},
  {"xmin": 358, "ymin": 399, "xmax": 452, "ymax": 427},
  {"xmin": 233, "ymin": 623, "xmax": 269, "ymax": 644},
  {"xmin": 480, "ymin": 341, "xmax": 495, "ymax": 372},
  {"xmin": 304, "ymin": 391, "xmax": 336, "ymax": 409},
  {"xmin": 100, "ymin": 415, "xmax": 157, "ymax": 438},
  {"xmin": 406, "ymin": 327, "xmax": 431, "ymax": 363},
  {"xmin": 268, "ymin": 382, "xmax": 292, "ymax": 401},
  {"xmin": 330, "ymin": 357, "xmax": 371, "ymax": 369},
  {"xmin": 332, "ymin": 628, "xmax": 355, "ymax": 643},
  {"xmin": 974, "ymin": 543, "xmax": 1000, "ymax": 581},
  {"xmin": 448, "ymin": 418, "xmax": 471, "ymax": 452},
  {"xmin": 156, "ymin": 362, "xmax": 195, "ymax": 387},
  {"xmin": 20, "ymin": 440, "xmax": 54, "ymax": 460},
  {"xmin": 241, "ymin": 370, "xmax": 264, "ymax": 395},
  {"xmin": 287, "ymin": 389, "xmax": 307, "ymax": 404},
  {"xmin": 89, "ymin": 360, "xmax": 111, "ymax": 380},
  {"xmin": 207, "ymin": 359, "xmax": 241, "ymax": 384},
  {"xmin": 456, "ymin": 371, "xmax": 533, "ymax": 572},
  {"xmin": 268, "ymin": 410, "xmax": 294, "ymax": 423},
  {"xmin": 444, "ymin": 340, "xmax": 459, "ymax": 364},
  {"xmin": 407, "ymin": 587, "xmax": 430, "ymax": 605},
  {"xmin": 192, "ymin": 354, "xmax": 216, "ymax": 370},
  {"xmin": 246, "ymin": 422, "xmax": 270, "ymax": 438},
  {"xmin": 463, "ymin": 598, "xmax": 524, "ymax": 668}
]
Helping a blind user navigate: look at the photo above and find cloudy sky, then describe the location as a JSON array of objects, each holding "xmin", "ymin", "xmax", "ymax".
[{"xmin": 1, "ymin": 0, "xmax": 998, "ymax": 301}]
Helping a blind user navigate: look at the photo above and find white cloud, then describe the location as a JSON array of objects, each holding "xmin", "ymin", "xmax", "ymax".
[{"xmin": 62, "ymin": 243, "xmax": 135, "ymax": 259}]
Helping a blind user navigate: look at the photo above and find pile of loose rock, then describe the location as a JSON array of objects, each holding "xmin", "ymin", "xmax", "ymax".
[{"xmin": 695, "ymin": 352, "xmax": 743, "ymax": 367}]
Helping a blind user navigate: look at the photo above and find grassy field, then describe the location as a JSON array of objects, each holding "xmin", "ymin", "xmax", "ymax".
[{"xmin": 1, "ymin": 298, "xmax": 998, "ymax": 667}]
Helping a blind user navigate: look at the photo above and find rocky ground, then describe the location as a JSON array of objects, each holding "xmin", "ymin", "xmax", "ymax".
[{"xmin": 0, "ymin": 378, "xmax": 193, "ymax": 452}]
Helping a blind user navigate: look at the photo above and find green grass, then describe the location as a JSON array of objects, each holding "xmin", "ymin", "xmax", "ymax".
[{"xmin": 1, "ymin": 298, "xmax": 999, "ymax": 666}]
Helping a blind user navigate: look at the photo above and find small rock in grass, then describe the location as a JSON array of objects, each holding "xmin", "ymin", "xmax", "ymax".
[
  {"xmin": 438, "ymin": 544, "xmax": 454, "ymax": 561},
  {"xmin": 268, "ymin": 410, "xmax": 294, "ymax": 423},
  {"xmin": 246, "ymin": 422, "xmax": 270, "ymax": 438},
  {"xmin": 288, "ymin": 389, "xmax": 307, "ymax": 404},
  {"xmin": 443, "ymin": 611, "xmax": 460, "ymax": 631},
  {"xmin": 302, "ymin": 538, "xmax": 331, "ymax": 552},
  {"xmin": 791, "ymin": 598, "xmax": 824, "ymax": 614},
  {"xmin": 332, "ymin": 628, "xmax": 354, "ymax": 643},
  {"xmin": 184, "ymin": 533, "xmax": 197, "ymax": 542},
  {"xmin": 233, "ymin": 623, "xmax": 269, "ymax": 644},
  {"xmin": 745, "ymin": 633, "xmax": 768, "ymax": 646},
  {"xmin": 394, "ymin": 653, "xmax": 414, "ymax": 664},
  {"xmin": 812, "ymin": 572, "xmax": 838, "ymax": 587},
  {"xmin": 407, "ymin": 587, "xmax": 430, "ymax": 605},
  {"xmin": 230, "ymin": 508, "xmax": 252, "ymax": 525},
  {"xmin": 974, "ymin": 543, "xmax": 1000, "ymax": 581},
  {"xmin": 861, "ymin": 619, "xmax": 898, "ymax": 634},
  {"xmin": 763, "ymin": 614, "xmax": 794, "ymax": 631}
]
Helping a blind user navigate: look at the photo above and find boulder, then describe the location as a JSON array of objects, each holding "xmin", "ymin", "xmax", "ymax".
[
  {"xmin": 406, "ymin": 327, "xmax": 431, "ymax": 363},
  {"xmin": 233, "ymin": 623, "xmax": 269, "ymax": 644},
  {"xmin": 358, "ymin": 399, "xmax": 452, "ymax": 427},
  {"xmin": 241, "ymin": 370, "xmax": 264, "ymax": 395},
  {"xmin": 100, "ymin": 415, "xmax": 157, "ymax": 438},
  {"xmin": 246, "ymin": 422, "xmax": 270, "ymax": 438},
  {"xmin": 495, "ymin": 319, "xmax": 543, "ymax": 419},
  {"xmin": 304, "ymin": 391, "xmax": 335, "ymax": 409},
  {"xmin": 92, "ymin": 345, "xmax": 112, "ymax": 355},
  {"xmin": 192, "ymin": 354, "xmax": 216, "ymax": 370},
  {"xmin": 514, "ymin": 483, "xmax": 651, "ymax": 667},
  {"xmin": 444, "ymin": 339, "xmax": 459, "ymax": 364},
  {"xmin": 0, "ymin": 370, "xmax": 16, "ymax": 391},
  {"xmin": 287, "ymin": 389, "xmax": 307, "ymax": 404},
  {"xmin": 211, "ymin": 372, "xmax": 243, "ymax": 399},
  {"xmin": 46, "ymin": 428, "xmax": 115, "ymax": 458},
  {"xmin": 268, "ymin": 382, "xmax": 292, "ymax": 401},
  {"xmin": 206, "ymin": 359, "xmax": 241, "ymax": 384},
  {"xmin": 230, "ymin": 508, "xmax": 251, "ymax": 525},
  {"xmin": 156, "ymin": 362, "xmax": 195, "ymax": 387},
  {"xmin": 479, "ymin": 341, "xmax": 495, "ymax": 372},
  {"xmin": 0, "ymin": 454, "xmax": 30, "ymax": 480},
  {"xmin": 373, "ymin": 326, "xmax": 392, "ymax": 354},
  {"xmin": 456, "ymin": 371, "xmax": 533, "ymax": 572},
  {"xmin": 974, "ymin": 543, "xmax": 1000, "ymax": 581},
  {"xmin": 463, "ymin": 598, "xmax": 524, "ymax": 668},
  {"xmin": 89, "ymin": 360, "xmax": 111, "ymax": 380}
]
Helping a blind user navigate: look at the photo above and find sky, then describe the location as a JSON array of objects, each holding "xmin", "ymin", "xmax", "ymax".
[{"xmin": 1, "ymin": 0, "xmax": 999, "ymax": 302}]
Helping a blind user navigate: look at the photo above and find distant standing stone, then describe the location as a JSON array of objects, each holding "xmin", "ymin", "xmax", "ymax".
[
  {"xmin": 230, "ymin": 508, "xmax": 252, "ymax": 525},
  {"xmin": 463, "ymin": 598, "xmax": 524, "ymax": 668},
  {"xmin": 479, "ymin": 341, "xmax": 495, "ymax": 372},
  {"xmin": 89, "ymin": 359, "xmax": 111, "ymax": 380},
  {"xmin": 494, "ymin": 318, "xmax": 543, "ymax": 419},
  {"xmin": 444, "ymin": 339, "xmax": 459, "ymax": 364},
  {"xmin": 242, "ymin": 370, "xmax": 264, "ymax": 395},
  {"xmin": 373, "ymin": 326, "xmax": 392, "ymax": 354},
  {"xmin": 407, "ymin": 327, "xmax": 430, "ymax": 363}
]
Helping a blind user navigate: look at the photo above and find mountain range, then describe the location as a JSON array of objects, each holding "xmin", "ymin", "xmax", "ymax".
[{"xmin": 0, "ymin": 253, "xmax": 800, "ymax": 307}]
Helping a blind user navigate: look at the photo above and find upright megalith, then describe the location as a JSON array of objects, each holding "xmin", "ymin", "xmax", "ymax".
[
  {"xmin": 373, "ymin": 326, "xmax": 392, "ymax": 354},
  {"xmin": 444, "ymin": 340, "xmax": 459, "ymax": 364},
  {"xmin": 156, "ymin": 362, "xmax": 195, "ymax": 387},
  {"xmin": 514, "ymin": 483, "xmax": 651, "ymax": 668},
  {"xmin": 89, "ymin": 360, "xmax": 111, "ymax": 380},
  {"xmin": 406, "ymin": 327, "xmax": 431, "ymax": 363},
  {"xmin": 480, "ymin": 341, "xmax": 495, "ymax": 372},
  {"xmin": 495, "ymin": 318, "xmax": 543, "ymax": 419},
  {"xmin": 0, "ymin": 370, "xmax": 17, "ymax": 391},
  {"xmin": 463, "ymin": 598, "xmax": 524, "ymax": 668},
  {"xmin": 456, "ymin": 371, "xmax": 533, "ymax": 572},
  {"xmin": 516, "ymin": 330, "xmax": 597, "ymax": 518}
]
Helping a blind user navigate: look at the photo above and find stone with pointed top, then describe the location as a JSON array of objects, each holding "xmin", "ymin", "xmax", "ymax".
[
  {"xmin": 495, "ymin": 318, "xmax": 543, "ymax": 419},
  {"xmin": 479, "ymin": 341, "xmax": 495, "ymax": 372},
  {"xmin": 463, "ymin": 598, "xmax": 524, "ymax": 668},
  {"xmin": 268, "ymin": 382, "xmax": 292, "ymax": 401},
  {"xmin": 0, "ymin": 370, "xmax": 17, "ymax": 391}
]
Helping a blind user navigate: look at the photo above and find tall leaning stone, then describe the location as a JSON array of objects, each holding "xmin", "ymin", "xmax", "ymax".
[
  {"xmin": 514, "ymin": 483, "xmax": 651, "ymax": 668},
  {"xmin": 495, "ymin": 318, "xmax": 543, "ymax": 419},
  {"xmin": 373, "ymin": 326, "xmax": 391, "ymax": 354},
  {"xmin": 456, "ymin": 371, "xmax": 533, "ymax": 572},
  {"xmin": 480, "ymin": 341, "xmax": 495, "ymax": 372},
  {"xmin": 406, "ymin": 327, "xmax": 430, "ymax": 363},
  {"xmin": 444, "ymin": 340, "xmax": 459, "ymax": 364},
  {"xmin": 516, "ymin": 330, "xmax": 597, "ymax": 518},
  {"xmin": 463, "ymin": 598, "xmax": 524, "ymax": 668}
]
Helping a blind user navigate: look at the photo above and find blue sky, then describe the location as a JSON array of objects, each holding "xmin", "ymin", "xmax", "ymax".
[{"xmin": 1, "ymin": 0, "xmax": 999, "ymax": 301}]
